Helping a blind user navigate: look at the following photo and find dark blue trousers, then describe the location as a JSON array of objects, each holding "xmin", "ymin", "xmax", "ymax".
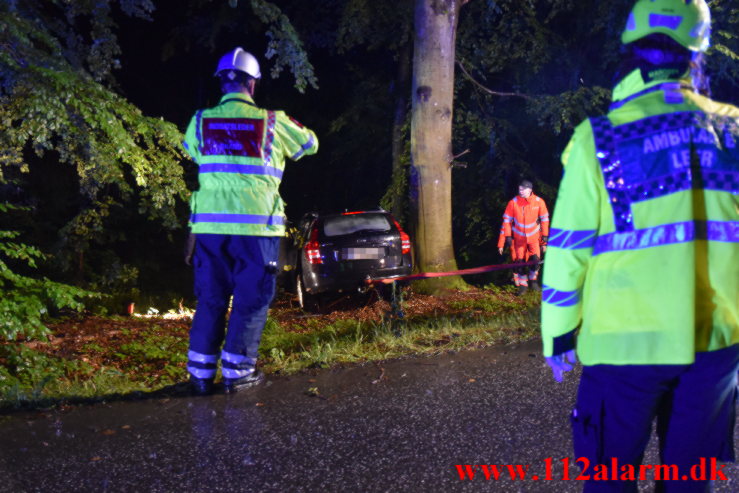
[
  {"xmin": 188, "ymin": 234, "xmax": 279, "ymax": 379},
  {"xmin": 572, "ymin": 345, "xmax": 739, "ymax": 493}
]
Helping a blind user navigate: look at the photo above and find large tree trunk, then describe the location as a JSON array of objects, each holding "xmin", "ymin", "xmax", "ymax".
[{"xmin": 409, "ymin": 0, "xmax": 465, "ymax": 293}]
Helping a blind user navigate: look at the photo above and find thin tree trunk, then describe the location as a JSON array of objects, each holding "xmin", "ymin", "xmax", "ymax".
[{"xmin": 409, "ymin": 0, "xmax": 465, "ymax": 293}]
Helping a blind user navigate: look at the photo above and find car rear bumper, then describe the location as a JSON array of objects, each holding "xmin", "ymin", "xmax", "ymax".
[{"xmin": 303, "ymin": 265, "xmax": 411, "ymax": 294}]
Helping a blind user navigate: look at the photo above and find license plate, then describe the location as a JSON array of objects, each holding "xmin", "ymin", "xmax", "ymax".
[{"xmin": 342, "ymin": 247, "xmax": 385, "ymax": 260}]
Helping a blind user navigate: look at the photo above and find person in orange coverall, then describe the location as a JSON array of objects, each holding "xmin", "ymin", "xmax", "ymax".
[{"xmin": 497, "ymin": 179, "xmax": 549, "ymax": 294}]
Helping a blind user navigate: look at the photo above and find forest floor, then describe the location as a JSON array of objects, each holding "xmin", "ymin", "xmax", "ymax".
[{"xmin": 0, "ymin": 285, "xmax": 541, "ymax": 410}]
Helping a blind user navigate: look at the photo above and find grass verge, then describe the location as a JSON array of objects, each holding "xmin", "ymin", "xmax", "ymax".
[{"xmin": 0, "ymin": 286, "xmax": 541, "ymax": 411}]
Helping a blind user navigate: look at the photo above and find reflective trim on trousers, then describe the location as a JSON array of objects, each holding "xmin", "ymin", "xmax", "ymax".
[
  {"xmin": 188, "ymin": 365, "xmax": 217, "ymax": 379},
  {"xmin": 513, "ymin": 273, "xmax": 528, "ymax": 287},
  {"xmin": 222, "ymin": 350, "xmax": 256, "ymax": 367},
  {"xmin": 221, "ymin": 350, "xmax": 256, "ymax": 379},
  {"xmin": 188, "ymin": 350, "xmax": 218, "ymax": 364},
  {"xmin": 187, "ymin": 350, "xmax": 218, "ymax": 379}
]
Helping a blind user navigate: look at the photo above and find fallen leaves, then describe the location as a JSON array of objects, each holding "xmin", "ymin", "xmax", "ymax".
[
  {"xmin": 305, "ymin": 387, "xmax": 320, "ymax": 397},
  {"xmin": 371, "ymin": 367, "xmax": 386, "ymax": 385}
]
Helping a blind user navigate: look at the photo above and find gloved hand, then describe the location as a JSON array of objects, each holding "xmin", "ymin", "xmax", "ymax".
[
  {"xmin": 184, "ymin": 233, "xmax": 196, "ymax": 266},
  {"xmin": 499, "ymin": 236, "xmax": 512, "ymax": 256},
  {"xmin": 541, "ymin": 236, "xmax": 549, "ymax": 253},
  {"xmin": 545, "ymin": 349, "xmax": 577, "ymax": 382}
]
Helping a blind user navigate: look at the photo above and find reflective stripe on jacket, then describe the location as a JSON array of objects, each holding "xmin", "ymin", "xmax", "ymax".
[
  {"xmin": 497, "ymin": 193, "xmax": 550, "ymax": 248},
  {"xmin": 183, "ymin": 92, "xmax": 318, "ymax": 236},
  {"xmin": 540, "ymin": 70, "xmax": 739, "ymax": 365}
]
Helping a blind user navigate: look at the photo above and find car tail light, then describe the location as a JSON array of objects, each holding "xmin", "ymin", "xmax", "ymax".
[
  {"xmin": 305, "ymin": 226, "xmax": 323, "ymax": 264},
  {"xmin": 393, "ymin": 219, "xmax": 411, "ymax": 254}
]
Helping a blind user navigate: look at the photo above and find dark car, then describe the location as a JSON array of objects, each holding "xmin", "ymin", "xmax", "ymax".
[{"xmin": 288, "ymin": 210, "xmax": 412, "ymax": 310}]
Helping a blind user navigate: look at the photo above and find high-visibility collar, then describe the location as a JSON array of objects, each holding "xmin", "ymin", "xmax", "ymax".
[
  {"xmin": 610, "ymin": 70, "xmax": 693, "ymax": 110},
  {"xmin": 515, "ymin": 193, "xmax": 538, "ymax": 206},
  {"xmin": 218, "ymin": 92, "xmax": 257, "ymax": 107}
]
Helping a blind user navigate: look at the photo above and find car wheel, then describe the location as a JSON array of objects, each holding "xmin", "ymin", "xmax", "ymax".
[{"xmin": 296, "ymin": 274, "xmax": 319, "ymax": 312}]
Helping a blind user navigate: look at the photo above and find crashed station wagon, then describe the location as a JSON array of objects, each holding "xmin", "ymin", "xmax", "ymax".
[{"xmin": 287, "ymin": 210, "xmax": 412, "ymax": 310}]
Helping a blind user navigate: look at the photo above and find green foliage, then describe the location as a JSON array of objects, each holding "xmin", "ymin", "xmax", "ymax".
[
  {"xmin": 249, "ymin": 0, "xmax": 318, "ymax": 92},
  {"xmin": 447, "ymin": 285, "xmax": 539, "ymax": 313},
  {"xmin": 0, "ymin": 203, "xmax": 94, "ymax": 405},
  {"xmin": 0, "ymin": 318, "xmax": 189, "ymax": 407},
  {"xmin": 0, "ymin": 1, "xmax": 188, "ymax": 288},
  {"xmin": 116, "ymin": 326, "xmax": 188, "ymax": 364},
  {"xmin": 707, "ymin": 0, "xmax": 739, "ymax": 89},
  {"xmin": 0, "ymin": 346, "xmax": 89, "ymax": 401},
  {"xmin": 0, "ymin": 204, "xmax": 95, "ymax": 401},
  {"xmin": 525, "ymin": 87, "xmax": 612, "ymax": 135},
  {"xmin": 0, "ymin": 205, "xmax": 95, "ymax": 343}
]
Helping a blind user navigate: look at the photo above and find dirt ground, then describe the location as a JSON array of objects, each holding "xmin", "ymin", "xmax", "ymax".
[{"xmin": 22, "ymin": 286, "xmax": 525, "ymax": 379}]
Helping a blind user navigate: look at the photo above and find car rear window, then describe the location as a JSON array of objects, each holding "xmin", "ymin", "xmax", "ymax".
[{"xmin": 322, "ymin": 214, "xmax": 392, "ymax": 237}]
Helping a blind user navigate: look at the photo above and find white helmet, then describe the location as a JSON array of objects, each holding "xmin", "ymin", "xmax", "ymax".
[{"xmin": 214, "ymin": 47, "xmax": 261, "ymax": 79}]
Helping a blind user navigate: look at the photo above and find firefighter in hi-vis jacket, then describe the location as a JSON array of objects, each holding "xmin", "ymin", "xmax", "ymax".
[
  {"xmin": 182, "ymin": 47, "xmax": 318, "ymax": 396},
  {"xmin": 541, "ymin": 1, "xmax": 738, "ymax": 491},
  {"xmin": 497, "ymin": 179, "xmax": 549, "ymax": 294}
]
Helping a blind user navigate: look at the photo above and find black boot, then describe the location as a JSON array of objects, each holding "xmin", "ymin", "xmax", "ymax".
[
  {"xmin": 529, "ymin": 281, "xmax": 540, "ymax": 291},
  {"xmin": 516, "ymin": 285, "xmax": 528, "ymax": 296},
  {"xmin": 189, "ymin": 375, "xmax": 214, "ymax": 396},
  {"xmin": 223, "ymin": 370, "xmax": 264, "ymax": 393}
]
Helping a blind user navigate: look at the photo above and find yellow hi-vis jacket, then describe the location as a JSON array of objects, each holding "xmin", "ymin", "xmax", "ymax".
[
  {"xmin": 541, "ymin": 69, "xmax": 739, "ymax": 365},
  {"xmin": 183, "ymin": 92, "xmax": 318, "ymax": 236}
]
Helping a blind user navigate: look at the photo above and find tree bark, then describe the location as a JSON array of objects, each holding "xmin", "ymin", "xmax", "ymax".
[{"xmin": 409, "ymin": 0, "xmax": 465, "ymax": 293}]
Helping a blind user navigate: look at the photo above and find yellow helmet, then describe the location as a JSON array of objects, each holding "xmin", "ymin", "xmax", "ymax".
[{"xmin": 621, "ymin": 0, "xmax": 711, "ymax": 52}]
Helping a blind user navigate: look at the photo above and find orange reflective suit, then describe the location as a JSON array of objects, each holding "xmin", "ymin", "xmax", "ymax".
[{"xmin": 497, "ymin": 193, "xmax": 550, "ymax": 286}]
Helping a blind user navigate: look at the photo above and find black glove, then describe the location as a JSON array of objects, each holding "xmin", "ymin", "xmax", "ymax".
[
  {"xmin": 184, "ymin": 233, "xmax": 196, "ymax": 266},
  {"xmin": 542, "ymin": 236, "xmax": 548, "ymax": 245}
]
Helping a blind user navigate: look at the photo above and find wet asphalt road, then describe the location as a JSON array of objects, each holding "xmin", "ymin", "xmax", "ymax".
[{"xmin": 1, "ymin": 339, "xmax": 738, "ymax": 493}]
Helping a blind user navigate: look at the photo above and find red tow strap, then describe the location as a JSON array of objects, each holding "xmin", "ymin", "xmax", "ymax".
[{"xmin": 366, "ymin": 260, "xmax": 542, "ymax": 285}]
